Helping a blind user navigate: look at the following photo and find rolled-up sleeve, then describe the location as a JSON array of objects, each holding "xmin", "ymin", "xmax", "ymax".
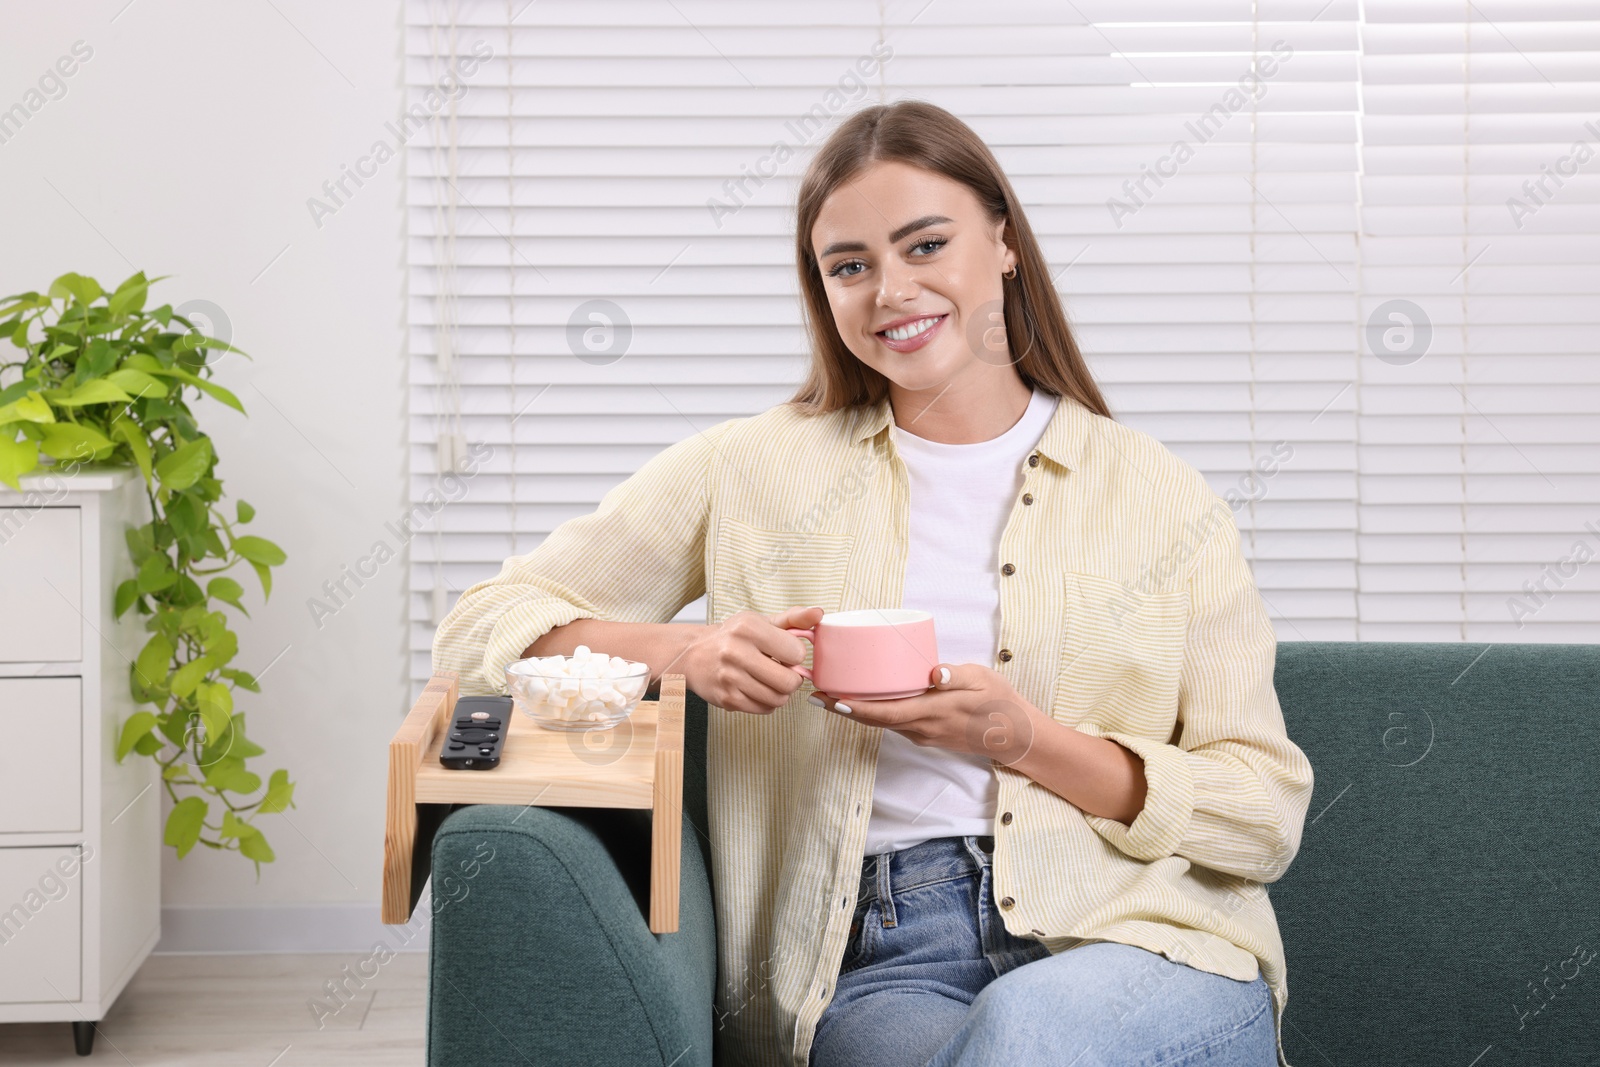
[
  {"xmin": 431, "ymin": 419, "xmax": 736, "ymax": 696},
  {"xmin": 1081, "ymin": 500, "xmax": 1315, "ymax": 882}
]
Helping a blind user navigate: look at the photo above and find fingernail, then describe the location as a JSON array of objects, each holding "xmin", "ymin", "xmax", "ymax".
[
  {"xmin": 808, "ymin": 695, "xmax": 825, "ymax": 708},
  {"xmin": 834, "ymin": 702, "xmax": 852, "ymax": 715},
  {"xmin": 939, "ymin": 667, "xmax": 950, "ymax": 685}
]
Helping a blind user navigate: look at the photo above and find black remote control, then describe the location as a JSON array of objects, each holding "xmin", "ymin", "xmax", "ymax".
[{"xmin": 439, "ymin": 695, "xmax": 513, "ymax": 770}]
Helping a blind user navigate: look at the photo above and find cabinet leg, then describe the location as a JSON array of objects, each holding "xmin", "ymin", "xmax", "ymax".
[{"xmin": 72, "ymin": 1019, "xmax": 97, "ymax": 1056}]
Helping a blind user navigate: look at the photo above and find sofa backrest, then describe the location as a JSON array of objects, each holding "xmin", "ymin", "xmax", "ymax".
[
  {"xmin": 679, "ymin": 642, "xmax": 1600, "ymax": 1065},
  {"xmin": 1272, "ymin": 642, "xmax": 1599, "ymax": 1065}
]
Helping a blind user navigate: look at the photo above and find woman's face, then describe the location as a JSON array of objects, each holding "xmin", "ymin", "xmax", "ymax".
[{"xmin": 810, "ymin": 160, "xmax": 1017, "ymax": 393}]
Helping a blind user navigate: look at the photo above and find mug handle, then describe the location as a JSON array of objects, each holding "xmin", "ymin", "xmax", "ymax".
[{"xmin": 784, "ymin": 628, "xmax": 814, "ymax": 682}]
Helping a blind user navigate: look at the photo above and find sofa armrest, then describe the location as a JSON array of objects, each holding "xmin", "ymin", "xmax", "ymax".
[{"xmin": 426, "ymin": 802, "xmax": 716, "ymax": 1067}]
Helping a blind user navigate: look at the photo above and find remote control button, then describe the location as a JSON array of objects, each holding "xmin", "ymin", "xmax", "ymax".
[
  {"xmin": 471, "ymin": 711, "xmax": 490, "ymax": 720},
  {"xmin": 448, "ymin": 742, "xmax": 465, "ymax": 751},
  {"xmin": 479, "ymin": 746, "xmax": 494, "ymax": 755}
]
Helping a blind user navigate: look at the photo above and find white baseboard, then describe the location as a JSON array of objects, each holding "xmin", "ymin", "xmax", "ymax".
[{"xmin": 155, "ymin": 902, "xmax": 433, "ymax": 954}]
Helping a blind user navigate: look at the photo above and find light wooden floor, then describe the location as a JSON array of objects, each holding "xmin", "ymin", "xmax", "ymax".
[{"xmin": 0, "ymin": 953, "xmax": 427, "ymax": 1065}]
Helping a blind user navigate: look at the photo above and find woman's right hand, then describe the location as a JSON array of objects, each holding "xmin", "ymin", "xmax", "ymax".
[{"xmin": 678, "ymin": 605, "xmax": 824, "ymax": 715}]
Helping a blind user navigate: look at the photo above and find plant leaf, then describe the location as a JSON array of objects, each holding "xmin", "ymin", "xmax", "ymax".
[
  {"xmin": 172, "ymin": 331, "xmax": 246, "ymax": 358},
  {"xmin": 0, "ymin": 433, "xmax": 40, "ymax": 491},
  {"xmin": 220, "ymin": 714, "xmax": 266, "ymax": 759},
  {"xmin": 204, "ymin": 755, "xmax": 259, "ymax": 795},
  {"xmin": 48, "ymin": 272, "xmax": 103, "ymax": 306},
  {"xmin": 250, "ymin": 560, "xmax": 272, "ymax": 600},
  {"xmin": 54, "ymin": 379, "xmax": 135, "ymax": 407},
  {"xmin": 169, "ymin": 654, "xmax": 214, "ymax": 699},
  {"xmin": 78, "ymin": 337, "xmax": 118, "ymax": 379},
  {"xmin": 232, "ymin": 535, "xmax": 286, "ymax": 566},
  {"xmin": 134, "ymin": 632, "xmax": 173, "ymax": 692},
  {"xmin": 258, "ymin": 768, "xmax": 296, "ymax": 814},
  {"xmin": 40, "ymin": 422, "xmax": 114, "ymax": 461},
  {"xmin": 124, "ymin": 523, "xmax": 155, "ymax": 565},
  {"xmin": 220, "ymin": 667, "xmax": 260, "ymax": 692},
  {"xmin": 207, "ymin": 576, "xmax": 248, "ymax": 615},
  {"xmin": 115, "ymin": 712, "xmax": 159, "ymax": 762},
  {"xmin": 108, "ymin": 272, "xmax": 148, "ymax": 317},
  {"xmin": 113, "ymin": 578, "xmax": 140, "ymax": 619},
  {"xmin": 195, "ymin": 680, "xmax": 233, "ymax": 742},
  {"xmin": 105, "ymin": 367, "xmax": 169, "ymax": 399},
  {"xmin": 0, "ymin": 392, "xmax": 54, "ymax": 425},
  {"xmin": 174, "ymin": 369, "xmax": 245, "ymax": 414},
  {"xmin": 154, "ymin": 438, "xmax": 212, "ymax": 492},
  {"xmin": 238, "ymin": 827, "xmax": 275, "ymax": 864},
  {"xmin": 236, "ymin": 499, "xmax": 254, "ymax": 523},
  {"xmin": 110, "ymin": 417, "xmax": 153, "ymax": 486},
  {"xmin": 164, "ymin": 796, "xmax": 208, "ymax": 859},
  {"xmin": 136, "ymin": 553, "xmax": 176, "ymax": 593}
]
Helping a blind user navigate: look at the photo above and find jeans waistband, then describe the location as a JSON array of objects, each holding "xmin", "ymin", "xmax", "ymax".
[{"xmin": 858, "ymin": 835, "xmax": 993, "ymax": 904}]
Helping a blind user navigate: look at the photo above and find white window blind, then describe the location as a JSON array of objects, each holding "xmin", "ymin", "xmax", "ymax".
[
  {"xmin": 1358, "ymin": 0, "xmax": 1600, "ymax": 641},
  {"xmin": 403, "ymin": 0, "xmax": 1600, "ymax": 694}
]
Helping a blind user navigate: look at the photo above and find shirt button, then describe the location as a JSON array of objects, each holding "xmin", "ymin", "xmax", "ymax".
[
  {"xmin": 997, "ymin": 649, "xmax": 1013, "ymax": 663},
  {"xmin": 1027, "ymin": 454, "xmax": 1040, "ymax": 467},
  {"xmin": 999, "ymin": 896, "xmax": 1016, "ymax": 910},
  {"xmin": 1001, "ymin": 811, "xmax": 1013, "ymax": 825},
  {"xmin": 1001, "ymin": 563, "xmax": 1015, "ymax": 576},
  {"xmin": 1022, "ymin": 493, "xmax": 1034, "ymax": 505}
]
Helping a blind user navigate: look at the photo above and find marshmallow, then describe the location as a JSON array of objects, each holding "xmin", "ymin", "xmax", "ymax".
[{"xmin": 507, "ymin": 651, "xmax": 650, "ymax": 726}]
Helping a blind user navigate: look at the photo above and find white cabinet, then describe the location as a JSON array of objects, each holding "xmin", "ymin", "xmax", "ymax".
[{"xmin": 0, "ymin": 468, "xmax": 159, "ymax": 1055}]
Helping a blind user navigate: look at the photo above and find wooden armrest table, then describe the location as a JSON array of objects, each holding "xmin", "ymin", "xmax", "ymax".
[{"xmin": 382, "ymin": 670, "xmax": 686, "ymax": 933}]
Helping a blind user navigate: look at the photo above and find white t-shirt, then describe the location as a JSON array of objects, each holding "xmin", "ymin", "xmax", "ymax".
[{"xmin": 863, "ymin": 386, "xmax": 1060, "ymax": 856}]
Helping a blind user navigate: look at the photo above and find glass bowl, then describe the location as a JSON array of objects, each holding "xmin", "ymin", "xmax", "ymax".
[{"xmin": 504, "ymin": 652, "xmax": 651, "ymax": 732}]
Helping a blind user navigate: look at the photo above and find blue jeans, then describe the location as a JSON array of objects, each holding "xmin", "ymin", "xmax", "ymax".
[{"xmin": 809, "ymin": 835, "xmax": 1276, "ymax": 1067}]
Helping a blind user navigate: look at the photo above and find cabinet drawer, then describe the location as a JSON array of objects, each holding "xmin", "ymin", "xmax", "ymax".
[
  {"xmin": 0, "ymin": 846, "xmax": 83, "ymax": 1002},
  {"xmin": 0, "ymin": 678, "xmax": 82, "ymax": 833},
  {"xmin": 0, "ymin": 506, "xmax": 82, "ymax": 662}
]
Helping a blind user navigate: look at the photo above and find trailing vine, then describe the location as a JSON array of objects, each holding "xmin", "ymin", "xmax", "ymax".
[{"xmin": 0, "ymin": 271, "xmax": 295, "ymax": 873}]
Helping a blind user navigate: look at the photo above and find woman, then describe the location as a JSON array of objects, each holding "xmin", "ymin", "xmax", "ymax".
[{"xmin": 433, "ymin": 100, "xmax": 1314, "ymax": 1067}]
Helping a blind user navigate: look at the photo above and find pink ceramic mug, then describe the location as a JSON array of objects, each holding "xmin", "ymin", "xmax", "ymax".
[{"xmin": 786, "ymin": 608, "xmax": 940, "ymax": 700}]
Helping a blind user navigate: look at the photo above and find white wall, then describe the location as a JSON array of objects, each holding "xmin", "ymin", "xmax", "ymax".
[{"xmin": 1, "ymin": 1, "xmax": 410, "ymax": 948}]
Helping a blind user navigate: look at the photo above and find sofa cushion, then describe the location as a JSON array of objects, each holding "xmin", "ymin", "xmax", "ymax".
[{"xmin": 1272, "ymin": 642, "xmax": 1600, "ymax": 1066}]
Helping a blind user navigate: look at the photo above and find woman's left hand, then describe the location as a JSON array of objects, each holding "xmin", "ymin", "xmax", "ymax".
[{"xmin": 810, "ymin": 663, "xmax": 1044, "ymax": 766}]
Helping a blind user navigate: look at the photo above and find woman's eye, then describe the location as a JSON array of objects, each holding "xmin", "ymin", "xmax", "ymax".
[{"xmin": 825, "ymin": 239, "xmax": 944, "ymax": 279}]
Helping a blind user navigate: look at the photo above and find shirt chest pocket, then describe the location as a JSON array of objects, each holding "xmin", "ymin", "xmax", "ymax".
[
  {"xmin": 1052, "ymin": 571, "xmax": 1189, "ymax": 737},
  {"xmin": 708, "ymin": 516, "xmax": 855, "ymax": 623}
]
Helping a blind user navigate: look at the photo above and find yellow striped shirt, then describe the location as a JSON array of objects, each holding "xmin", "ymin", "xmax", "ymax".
[{"xmin": 432, "ymin": 392, "xmax": 1316, "ymax": 1067}]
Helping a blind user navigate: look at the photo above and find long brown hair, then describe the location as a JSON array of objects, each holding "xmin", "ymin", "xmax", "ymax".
[{"xmin": 787, "ymin": 100, "xmax": 1110, "ymax": 420}]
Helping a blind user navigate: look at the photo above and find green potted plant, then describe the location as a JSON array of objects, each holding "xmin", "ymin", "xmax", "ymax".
[{"xmin": 0, "ymin": 271, "xmax": 295, "ymax": 873}]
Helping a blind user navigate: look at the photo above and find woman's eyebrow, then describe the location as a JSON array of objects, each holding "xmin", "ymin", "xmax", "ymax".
[{"xmin": 818, "ymin": 214, "xmax": 955, "ymax": 259}]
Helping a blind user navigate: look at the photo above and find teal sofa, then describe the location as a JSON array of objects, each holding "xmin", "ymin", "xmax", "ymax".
[{"xmin": 424, "ymin": 643, "xmax": 1600, "ymax": 1066}]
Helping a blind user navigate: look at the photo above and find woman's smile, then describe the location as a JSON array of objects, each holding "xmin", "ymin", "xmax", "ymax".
[{"xmin": 875, "ymin": 312, "xmax": 948, "ymax": 352}]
